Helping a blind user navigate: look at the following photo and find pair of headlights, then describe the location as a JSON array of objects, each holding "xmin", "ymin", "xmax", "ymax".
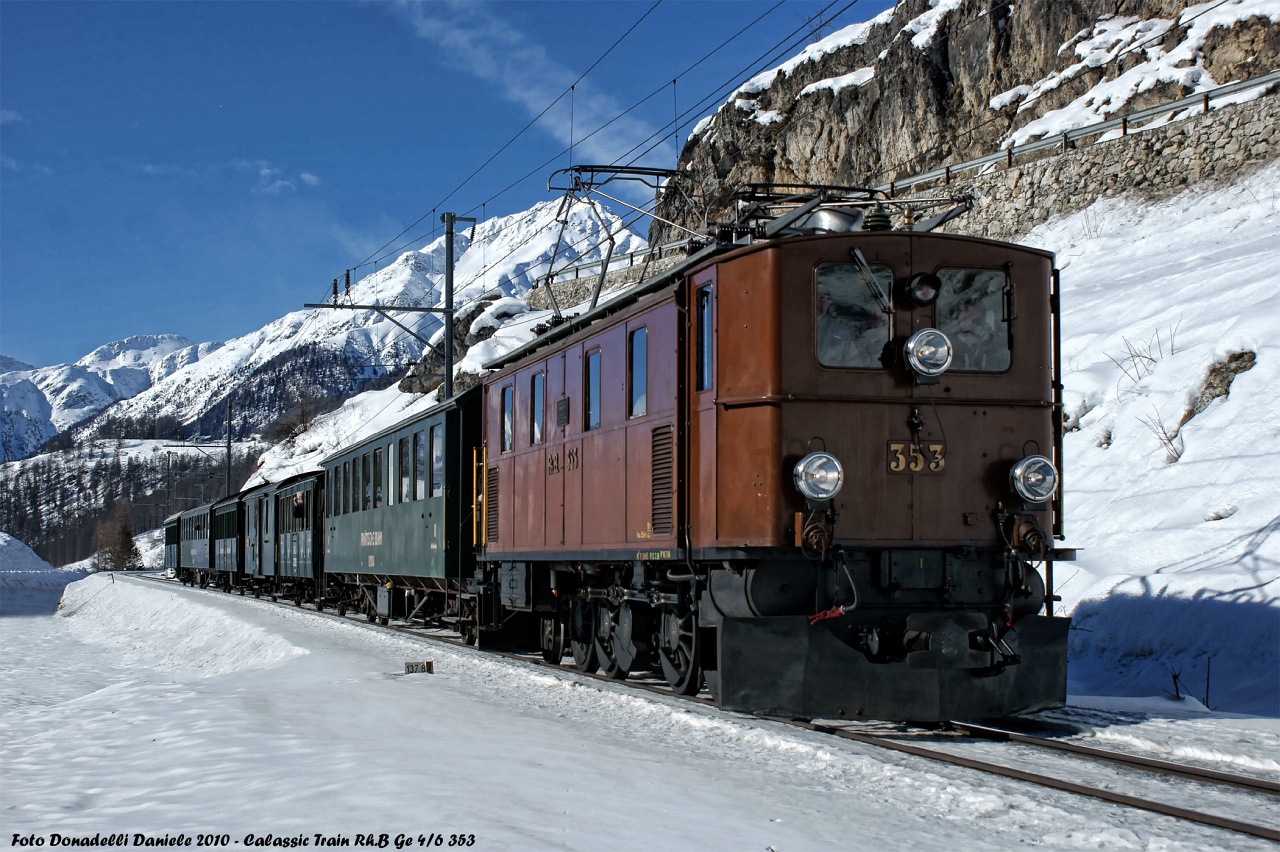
[{"xmin": 792, "ymin": 451, "xmax": 1058, "ymax": 504}]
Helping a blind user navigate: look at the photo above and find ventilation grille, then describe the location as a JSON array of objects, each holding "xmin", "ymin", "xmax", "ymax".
[
  {"xmin": 485, "ymin": 466, "xmax": 499, "ymax": 542},
  {"xmin": 651, "ymin": 425, "xmax": 674, "ymax": 536}
]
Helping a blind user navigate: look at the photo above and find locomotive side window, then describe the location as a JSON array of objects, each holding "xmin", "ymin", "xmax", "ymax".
[
  {"xmin": 629, "ymin": 327, "xmax": 647, "ymax": 418},
  {"xmin": 501, "ymin": 385, "xmax": 514, "ymax": 452},
  {"xmin": 935, "ymin": 268, "xmax": 1010, "ymax": 372},
  {"xmin": 695, "ymin": 285, "xmax": 713, "ymax": 391},
  {"xmin": 815, "ymin": 262, "xmax": 894, "ymax": 368},
  {"xmin": 585, "ymin": 349, "xmax": 602, "ymax": 430},
  {"xmin": 431, "ymin": 423, "xmax": 444, "ymax": 497},
  {"xmin": 531, "ymin": 372, "xmax": 545, "ymax": 445}
]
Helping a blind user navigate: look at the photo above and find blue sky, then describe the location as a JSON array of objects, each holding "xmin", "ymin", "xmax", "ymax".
[{"xmin": 1, "ymin": 0, "xmax": 892, "ymax": 368}]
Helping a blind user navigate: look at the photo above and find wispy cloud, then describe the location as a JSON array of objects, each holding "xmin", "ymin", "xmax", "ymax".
[
  {"xmin": 1, "ymin": 109, "xmax": 29, "ymax": 125},
  {"xmin": 2, "ymin": 154, "xmax": 53, "ymax": 176},
  {"xmin": 231, "ymin": 159, "xmax": 320, "ymax": 196},
  {"xmin": 384, "ymin": 1, "xmax": 672, "ymax": 176}
]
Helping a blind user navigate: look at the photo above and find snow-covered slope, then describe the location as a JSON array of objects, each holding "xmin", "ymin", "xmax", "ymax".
[
  {"xmin": 1, "ymin": 334, "xmax": 201, "ymax": 461},
  {"xmin": 1029, "ymin": 162, "xmax": 1280, "ymax": 716},
  {"xmin": 0, "ymin": 532, "xmax": 86, "ymax": 616}
]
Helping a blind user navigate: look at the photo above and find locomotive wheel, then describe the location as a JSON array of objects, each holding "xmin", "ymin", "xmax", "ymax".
[
  {"xmin": 569, "ymin": 598, "xmax": 598, "ymax": 673},
  {"xmin": 594, "ymin": 602, "xmax": 629, "ymax": 681},
  {"xmin": 659, "ymin": 603, "xmax": 703, "ymax": 696},
  {"xmin": 541, "ymin": 615, "xmax": 567, "ymax": 664},
  {"xmin": 459, "ymin": 597, "xmax": 479, "ymax": 646}
]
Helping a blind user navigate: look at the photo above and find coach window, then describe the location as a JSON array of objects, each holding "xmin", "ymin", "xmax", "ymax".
[
  {"xmin": 431, "ymin": 423, "xmax": 444, "ymax": 497},
  {"xmin": 531, "ymin": 371, "xmax": 545, "ymax": 445},
  {"xmin": 629, "ymin": 327, "xmax": 647, "ymax": 418},
  {"xmin": 815, "ymin": 262, "xmax": 894, "ymax": 369},
  {"xmin": 373, "ymin": 448, "xmax": 384, "ymax": 508},
  {"xmin": 414, "ymin": 430, "xmax": 427, "ymax": 500},
  {"xmin": 585, "ymin": 349, "xmax": 602, "ymax": 430},
  {"xmin": 342, "ymin": 461, "xmax": 351, "ymax": 514},
  {"xmin": 935, "ymin": 268, "xmax": 1011, "ymax": 372},
  {"xmin": 695, "ymin": 285, "xmax": 713, "ymax": 391},
  {"xmin": 361, "ymin": 452, "xmax": 372, "ymax": 511},
  {"xmin": 399, "ymin": 437, "xmax": 412, "ymax": 503},
  {"xmin": 501, "ymin": 385, "xmax": 514, "ymax": 452}
]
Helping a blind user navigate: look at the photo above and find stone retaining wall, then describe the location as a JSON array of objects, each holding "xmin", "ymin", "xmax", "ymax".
[
  {"xmin": 524, "ymin": 253, "xmax": 685, "ymax": 312},
  {"xmin": 910, "ymin": 93, "xmax": 1279, "ymax": 243}
]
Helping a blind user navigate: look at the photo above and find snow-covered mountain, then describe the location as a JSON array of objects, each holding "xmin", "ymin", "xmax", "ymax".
[
  {"xmin": 1, "ymin": 334, "xmax": 207, "ymax": 461},
  {"xmin": 89, "ymin": 198, "xmax": 643, "ymax": 439},
  {"xmin": 1, "ymin": 199, "xmax": 644, "ymax": 464}
]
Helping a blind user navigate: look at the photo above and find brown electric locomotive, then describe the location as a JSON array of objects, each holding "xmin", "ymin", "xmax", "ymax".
[{"xmin": 472, "ymin": 183, "xmax": 1072, "ymax": 721}]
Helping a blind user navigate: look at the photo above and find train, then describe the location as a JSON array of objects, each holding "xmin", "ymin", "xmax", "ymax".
[{"xmin": 166, "ymin": 183, "xmax": 1074, "ymax": 722}]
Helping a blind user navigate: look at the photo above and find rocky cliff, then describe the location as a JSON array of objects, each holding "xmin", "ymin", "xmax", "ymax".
[{"xmin": 653, "ymin": 0, "xmax": 1278, "ymax": 240}]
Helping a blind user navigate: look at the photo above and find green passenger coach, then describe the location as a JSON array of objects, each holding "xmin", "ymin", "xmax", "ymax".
[{"xmin": 322, "ymin": 386, "xmax": 482, "ymax": 628}]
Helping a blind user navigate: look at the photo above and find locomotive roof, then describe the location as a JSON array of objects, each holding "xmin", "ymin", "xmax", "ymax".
[{"xmin": 482, "ymin": 226, "xmax": 1054, "ymax": 374}]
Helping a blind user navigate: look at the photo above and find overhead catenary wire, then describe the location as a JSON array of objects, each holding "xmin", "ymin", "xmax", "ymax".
[
  {"xmin": 313, "ymin": 0, "xmax": 886, "ymax": 392},
  {"xmin": 349, "ymin": 1, "xmax": 664, "ymax": 277},
  {"xmin": 349, "ymin": 0, "xmax": 795, "ymax": 275}
]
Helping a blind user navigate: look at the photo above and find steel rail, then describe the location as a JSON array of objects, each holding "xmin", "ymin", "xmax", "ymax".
[
  {"xmin": 776, "ymin": 718, "xmax": 1280, "ymax": 843},
  {"xmin": 951, "ymin": 720, "xmax": 1280, "ymax": 794},
  {"xmin": 143, "ymin": 574, "xmax": 1280, "ymax": 842}
]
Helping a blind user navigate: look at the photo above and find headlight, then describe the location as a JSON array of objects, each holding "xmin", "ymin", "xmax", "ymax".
[
  {"xmin": 793, "ymin": 452, "xmax": 844, "ymax": 501},
  {"xmin": 1010, "ymin": 455, "xmax": 1058, "ymax": 503},
  {"xmin": 904, "ymin": 328, "xmax": 953, "ymax": 376}
]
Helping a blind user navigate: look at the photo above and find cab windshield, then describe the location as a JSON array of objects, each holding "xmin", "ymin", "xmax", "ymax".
[
  {"xmin": 815, "ymin": 262, "xmax": 894, "ymax": 369},
  {"xmin": 935, "ymin": 268, "xmax": 1010, "ymax": 372}
]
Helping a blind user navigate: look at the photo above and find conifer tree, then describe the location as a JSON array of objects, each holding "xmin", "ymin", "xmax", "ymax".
[{"xmin": 96, "ymin": 502, "xmax": 143, "ymax": 571}]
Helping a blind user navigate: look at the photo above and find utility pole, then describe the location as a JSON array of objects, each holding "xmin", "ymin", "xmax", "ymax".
[
  {"xmin": 226, "ymin": 396, "xmax": 233, "ymax": 499},
  {"xmin": 441, "ymin": 211, "xmax": 476, "ymax": 400},
  {"xmin": 305, "ymin": 211, "xmax": 475, "ymax": 400}
]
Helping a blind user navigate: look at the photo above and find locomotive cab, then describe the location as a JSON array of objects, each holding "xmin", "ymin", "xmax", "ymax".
[{"xmin": 690, "ymin": 228, "xmax": 1072, "ymax": 720}]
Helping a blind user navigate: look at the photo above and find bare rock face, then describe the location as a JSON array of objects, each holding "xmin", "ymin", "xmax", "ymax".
[
  {"xmin": 653, "ymin": 0, "xmax": 1277, "ymax": 241},
  {"xmin": 398, "ymin": 295, "xmax": 501, "ymax": 395}
]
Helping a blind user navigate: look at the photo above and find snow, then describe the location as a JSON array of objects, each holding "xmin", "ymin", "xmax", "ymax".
[
  {"xmin": 799, "ymin": 67, "xmax": 876, "ymax": 98},
  {"xmin": 0, "ymin": 533, "xmax": 87, "ymax": 616},
  {"xmin": 1028, "ymin": 161, "xmax": 1280, "ymax": 718},
  {"xmin": 899, "ymin": 0, "xmax": 965, "ymax": 51},
  {"xmin": 3, "ymin": 569, "xmax": 1276, "ymax": 849},
  {"xmin": 1002, "ymin": 0, "xmax": 1280, "ymax": 146}
]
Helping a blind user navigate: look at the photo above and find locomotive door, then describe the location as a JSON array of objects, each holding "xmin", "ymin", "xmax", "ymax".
[{"xmin": 545, "ymin": 352, "xmax": 566, "ymax": 546}]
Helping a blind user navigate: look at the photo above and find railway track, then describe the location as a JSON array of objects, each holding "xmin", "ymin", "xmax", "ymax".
[{"xmin": 147, "ymin": 574, "xmax": 1280, "ymax": 844}]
